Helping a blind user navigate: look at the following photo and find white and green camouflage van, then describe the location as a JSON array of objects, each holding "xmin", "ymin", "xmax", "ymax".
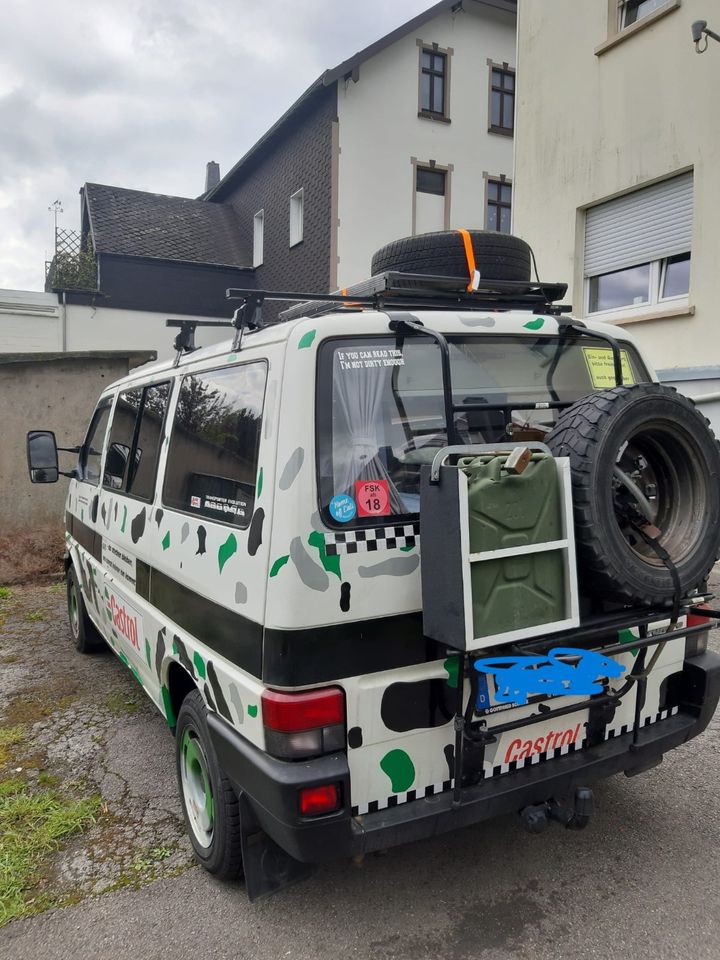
[{"xmin": 27, "ymin": 230, "xmax": 720, "ymax": 898}]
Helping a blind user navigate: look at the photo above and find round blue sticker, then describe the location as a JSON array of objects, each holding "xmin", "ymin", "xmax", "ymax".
[{"xmin": 329, "ymin": 494, "xmax": 356, "ymax": 523}]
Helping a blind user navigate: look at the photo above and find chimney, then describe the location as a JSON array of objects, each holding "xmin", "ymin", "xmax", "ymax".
[{"xmin": 205, "ymin": 161, "xmax": 220, "ymax": 193}]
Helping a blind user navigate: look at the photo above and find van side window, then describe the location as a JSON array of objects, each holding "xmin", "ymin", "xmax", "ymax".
[
  {"xmin": 103, "ymin": 382, "xmax": 171, "ymax": 500},
  {"xmin": 104, "ymin": 389, "xmax": 143, "ymax": 490},
  {"xmin": 80, "ymin": 397, "xmax": 112, "ymax": 485},
  {"xmin": 129, "ymin": 382, "xmax": 171, "ymax": 501},
  {"xmin": 163, "ymin": 362, "xmax": 267, "ymax": 528}
]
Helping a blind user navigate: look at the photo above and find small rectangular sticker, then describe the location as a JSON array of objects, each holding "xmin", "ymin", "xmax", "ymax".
[
  {"xmin": 582, "ymin": 347, "xmax": 635, "ymax": 389},
  {"xmin": 355, "ymin": 479, "xmax": 391, "ymax": 517}
]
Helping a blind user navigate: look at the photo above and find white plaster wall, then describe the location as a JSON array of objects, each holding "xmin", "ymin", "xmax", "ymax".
[
  {"xmin": 513, "ymin": 0, "xmax": 720, "ymax": 373},
  {"xmin": 0, "ymin": 289, "xmax": 233, "ymax": 360},
  {"xmin": 336, "ymin": 3, "xmax": 516, "ymax": 288}
]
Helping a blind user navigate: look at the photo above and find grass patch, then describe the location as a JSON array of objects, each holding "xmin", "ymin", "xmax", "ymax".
[
  {"xmin": 0, "ymin": 780, "xmax": 101, "ymax": 925},
  {"xmin": 46, "ymin": 584, "xmax": 64, "ymax": 595},
  {"xmin": 132, "ymin": 846, "xmax": 172, "ymax": 873},
  {"xmin": 25, "ymin": 611, "xmax": 46, "ymax": 623},
  {"xmin": 0, "ymin": 727, "xmax": 24, "ymax": 769},
  {"xmin": 0, "ymin": 587, "xmax": 13, "ymax": 601},
  {"xmin": 104, "ymin": 691, "xmax": 140, "ymax": 717}
]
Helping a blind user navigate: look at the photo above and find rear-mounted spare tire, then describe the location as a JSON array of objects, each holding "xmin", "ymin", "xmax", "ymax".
[
  {"xmin": 370, "ymin": 230, "xmax": 532, "ymax": 283},
  {"xmin": 545, "ymin": 384, "xmax": 720, "ymax": 606}
]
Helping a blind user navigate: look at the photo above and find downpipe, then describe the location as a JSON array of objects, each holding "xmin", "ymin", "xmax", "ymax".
[{"xmin": 519, "ymin": 787, "xmax": 594, "ymax": 834}]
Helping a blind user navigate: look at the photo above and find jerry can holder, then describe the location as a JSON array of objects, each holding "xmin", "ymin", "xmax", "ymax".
[{"xmin": 420, "ymin": 443, "xmax": 581, "ymax": 653}]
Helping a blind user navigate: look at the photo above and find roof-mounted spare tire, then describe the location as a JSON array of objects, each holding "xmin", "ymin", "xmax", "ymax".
[
  {"xmin": 546, "ymin": 383, "xmax": 720, "ymax": 606},
  {"xmin": 370, "ymin": 230, "xmax": 532, "ymax": 282}
]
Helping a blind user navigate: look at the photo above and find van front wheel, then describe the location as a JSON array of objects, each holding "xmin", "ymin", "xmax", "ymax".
[
  {"xmin": 67, "ymin": 567, "xmax": 104, "ymax": 654},
  {"xmin": 176, "ymin": 690, "xmax": 244, "ymax": 880}
]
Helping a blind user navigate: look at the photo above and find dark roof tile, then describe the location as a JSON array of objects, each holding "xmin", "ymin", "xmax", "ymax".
[{"xmin": 83, "ymin": 183, "xmax": 250, "ymax": 267}]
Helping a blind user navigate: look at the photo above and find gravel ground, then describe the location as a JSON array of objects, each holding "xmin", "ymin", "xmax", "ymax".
[{"xmin": 1, "ymin": 573, "xmax": 719, "ymax": 960}]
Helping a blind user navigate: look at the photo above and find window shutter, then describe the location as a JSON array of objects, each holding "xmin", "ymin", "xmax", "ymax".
[{"xmin": 584, "ymin": 172, "xmax": 693, "ymax": 277}]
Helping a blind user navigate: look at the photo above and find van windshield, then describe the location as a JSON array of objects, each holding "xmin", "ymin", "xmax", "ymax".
[{"xmin": 316, "ymin": 334, "xmax": 648, "ymax": 526}]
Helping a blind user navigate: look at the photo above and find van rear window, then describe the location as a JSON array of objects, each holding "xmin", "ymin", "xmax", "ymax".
[
  {"xmin": 316, "ymin": 334, "xmax": 648, "ymax": 526},
  {"xmin": 163, "ymin": 362, "xmax": 267, "ymax": 528}
]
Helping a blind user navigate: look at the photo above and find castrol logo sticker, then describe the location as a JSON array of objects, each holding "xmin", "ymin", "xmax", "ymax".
[{"xmin": 106, "ymin": 590, "xmax": 142, "ymax": 653}]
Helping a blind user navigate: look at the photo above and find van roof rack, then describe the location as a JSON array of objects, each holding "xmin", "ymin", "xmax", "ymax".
[{"xmin": 226, "ymin": 270, "xmax": 571, "ymax": 327}]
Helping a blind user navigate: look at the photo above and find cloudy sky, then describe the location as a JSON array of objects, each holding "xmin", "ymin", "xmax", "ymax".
[{"xmin": 0, "ymin": 0, "xmax": 433, "ymax": 291}]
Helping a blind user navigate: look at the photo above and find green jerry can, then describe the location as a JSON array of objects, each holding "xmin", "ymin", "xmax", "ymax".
[{"xmin": 459, "ymin": 453, "xmax": 566, "ymax": 640}]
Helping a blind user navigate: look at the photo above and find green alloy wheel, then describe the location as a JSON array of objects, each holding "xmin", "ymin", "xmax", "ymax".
[
  {"xmin": 175, "ymin": 690, "xmax": 244, "ymax": 879},
  {"xmin": 66, "ymin": 566, "xmax": 105, "ymax": 654}
]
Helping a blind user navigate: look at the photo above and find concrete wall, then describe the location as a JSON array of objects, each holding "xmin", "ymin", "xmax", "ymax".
[
  {"xmin": 1, "ymin": 289, "xmax": 234, "ymax": 360},
  {"xmin": 0, "ymin": 353, "xmax": 152, "ymax": 535},
  {"xmin": 336, "ymin": 3, "xmax": 516, "ymax": 287},
  {"xmin": 513, "ymin": 0, "xmax": 720, "ymax": 376}
]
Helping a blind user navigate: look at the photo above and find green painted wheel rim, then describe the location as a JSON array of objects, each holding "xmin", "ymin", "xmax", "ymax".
[
  {"xmin": 69, "ymin": 582, "xmax": 80, "ymax": 639},
  {"xmin": 180, "ymin": 728, "xmax": 214, "ymax": 848}
]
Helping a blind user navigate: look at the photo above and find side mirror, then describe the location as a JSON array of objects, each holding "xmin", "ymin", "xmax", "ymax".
[{"xmin": 27, "ymin": 430, "xmax": 59, "ymax": 483}]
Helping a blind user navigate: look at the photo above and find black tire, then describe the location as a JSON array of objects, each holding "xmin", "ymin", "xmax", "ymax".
[
  {"xmin": 370, "ymin": 230, "xmax": 531, "ymax": 282},
  {"xmin": 546, "ymin": 384, "xmax": 720, "ymax": 605},
  {"xmin": 67, "ymin": 566, "xmax": 105, "ymax": 654},
  {"xmin": 176, "ymin": 690, "xmax": 244, "ymax": 880}
]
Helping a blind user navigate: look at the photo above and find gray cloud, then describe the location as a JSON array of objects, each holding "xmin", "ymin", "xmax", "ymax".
[{"xmin": 0, "ymin": 0, "xmax": 432, "ymax": 290}]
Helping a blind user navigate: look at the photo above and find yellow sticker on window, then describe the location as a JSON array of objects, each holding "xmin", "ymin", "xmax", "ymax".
[{"xmin": 582, "ymin": 347, "xmax": 635, "ymax": 389}]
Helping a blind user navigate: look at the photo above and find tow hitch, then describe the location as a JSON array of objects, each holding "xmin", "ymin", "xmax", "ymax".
[{"xmin": 519, "ymin": 787, "xmax": 594, "ymax": 834}]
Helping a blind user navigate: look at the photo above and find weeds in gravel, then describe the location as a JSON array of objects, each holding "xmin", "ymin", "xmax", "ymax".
[
  {"xmin": 0, "ymin": 728, "xmax": 24, "ymax": 769},
  {"xmin": 0, "ymin": 780, "xmax": 101, "ymax": 925},
  {"xmin": 46, "ymin": 584, "xmax": 64, "ymax": 595},
  {"xmin": 0, "ymin": 587, "xmax": 13, "ymax": 601},
  {"xmin": 104, "ymin": 691, "xmax": 140, "ymax": 716},
  {"xmin": 25, "ymin": 611, "xmax": 46, "ymax": 623}
]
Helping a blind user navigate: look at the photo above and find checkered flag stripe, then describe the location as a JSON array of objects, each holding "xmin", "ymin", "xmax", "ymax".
[
  {"xmin": 350, "ymin": 707, "xmax": 681, "ymax": 817},
  {"xmin": 326, "ymin": 522, "xmax": 420, "ymax": 556}
]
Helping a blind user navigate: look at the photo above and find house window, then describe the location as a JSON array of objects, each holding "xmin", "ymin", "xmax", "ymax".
[
  {"xmin": 584, "ymin": 172, "xmax": 693, "ymax": 318},
  {"xmin": 486, "ymin": 178, "xmax": 512, "ymax": 233},
  {"xmin": 413, "ymin": 161, "xmax": 451, "ymax": 234},
  {"xmin": 420, "ymin": 48, "xmax": 447, "ymax": 117},
  {"xmin": 416, "ymin": 167, "xmax": 446, "ymax": 196},
  {"xmin": 290, "ymin": 189, "xmax": 303, "ymax": 247},
  {"xmin": 620, "ymin": 0, "xmax": 668, "ymax": 27},
  {"xmin": 253, "ymin": 210, "xmax": 264, "ymax": 267},
  {"xmin": 489, "ymin": 64, "xmax": 514, "ymax": 135}
]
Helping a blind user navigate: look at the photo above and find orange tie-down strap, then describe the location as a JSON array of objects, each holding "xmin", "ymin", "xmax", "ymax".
[
  {"xmin": 456, "ymin": 228, "xmax": 480, "ymax": 292},
  {"xmin": 339, "ymin": 287, "xmax": 362, "ymax": 308}
]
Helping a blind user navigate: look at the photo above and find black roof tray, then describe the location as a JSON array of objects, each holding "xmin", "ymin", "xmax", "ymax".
[{"xmin": 275, "ymin": 271, "xmax": 570, "ymax": 322}]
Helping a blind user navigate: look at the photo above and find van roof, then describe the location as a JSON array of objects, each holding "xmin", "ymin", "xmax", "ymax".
[{"xmin": 111, "ymin": 308, "xmax": 651, "ymax": 391}]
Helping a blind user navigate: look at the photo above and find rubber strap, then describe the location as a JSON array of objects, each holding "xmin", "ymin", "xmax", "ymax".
[
  {"xmin": 456, "ymin": 228, "xmax": 480, "ymax": 292},
  {"xmin": 630, "ymin": 522, "xmax": 681, "ymax": 625}
]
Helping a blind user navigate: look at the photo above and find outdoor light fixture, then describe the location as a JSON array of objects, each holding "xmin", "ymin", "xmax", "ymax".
[{"xmin": 692, "ymin": 19, "xmax": 720, "ymax": 53}]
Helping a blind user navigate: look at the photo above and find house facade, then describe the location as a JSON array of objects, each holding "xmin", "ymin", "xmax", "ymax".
[
  {"xmin": 513, "ymin": 0, "xmax": 720, "ymax": 410},
  {"xmin": 29, "ymin": 0, "xmax": 515, "ymax": 344},
  {"xmin": 206, "ymin": 0, "xmax": 517, "ymax": 301}
]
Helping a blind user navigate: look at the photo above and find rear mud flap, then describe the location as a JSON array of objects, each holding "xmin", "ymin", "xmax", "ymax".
[{"xmin": 238, "ymin": 794, "xmax": 315, "ymax": 901}]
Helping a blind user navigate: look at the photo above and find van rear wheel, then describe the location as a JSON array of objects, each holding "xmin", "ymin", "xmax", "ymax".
[
  {"xmin": 176, "ymin": 690, "xmax": 244, "ymax": 880},
  {"xmin": 67, "ymin": 566, "xmax": 104, "ymax": 654}
]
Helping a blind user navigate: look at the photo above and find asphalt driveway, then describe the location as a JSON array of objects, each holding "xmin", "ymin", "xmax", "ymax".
[{"xmin": 1, "ymin": 577, "xmax": 719, "ymax": 960}]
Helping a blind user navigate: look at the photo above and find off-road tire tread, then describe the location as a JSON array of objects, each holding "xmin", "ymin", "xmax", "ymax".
[
  {"xmin": 545, "ymin": 383, "xmax": 720, "ymax": 605},
  {"xmin": 370, "ymin": 230, "xmax": 531, "ymax": 282}
]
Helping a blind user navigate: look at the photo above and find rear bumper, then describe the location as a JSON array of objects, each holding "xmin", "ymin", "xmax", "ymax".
[{"xmin": 208, "ymin": 650, "xmax": 720, "ymax": 863}]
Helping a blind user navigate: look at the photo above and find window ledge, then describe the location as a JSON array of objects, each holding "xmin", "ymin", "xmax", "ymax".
[
  {"xmin": 488, "ymin": 125, "xmax": 513, "ymax": 138},
  {"xmin": 593, "ymin": 303, "xmax": 694, "ymax": 326},
  {"xmin": 595, "ymin": 0, "xmax": 680, "ymax": 56},
  {"xmin": 418, "ymin": 111, "xmax": 451, "ymax": 124}
]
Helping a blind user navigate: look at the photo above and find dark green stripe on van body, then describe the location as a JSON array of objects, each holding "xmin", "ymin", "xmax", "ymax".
[
  {"xmin": 138, "ymin": 562, "xmax": 263, "ymax": 679},
  {"xmin": 69, "ymin": 514, "xmax": 439, "ymax": 684},
  {"xmin": 67, "ymin": 512, "xmax": 102, "ymax": 562}
]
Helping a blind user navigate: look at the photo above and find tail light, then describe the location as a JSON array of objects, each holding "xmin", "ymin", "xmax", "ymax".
[
  {"xmin": 686, "ymin": 605, "xmax": 712, "ymax": 657},
  {"xmin": 262, "ymin": 687, "xmax": 345, "ymax": 759},
  {"xmin": 299, "ymin": 783, "xmax": 341, "ymax": 817}
]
